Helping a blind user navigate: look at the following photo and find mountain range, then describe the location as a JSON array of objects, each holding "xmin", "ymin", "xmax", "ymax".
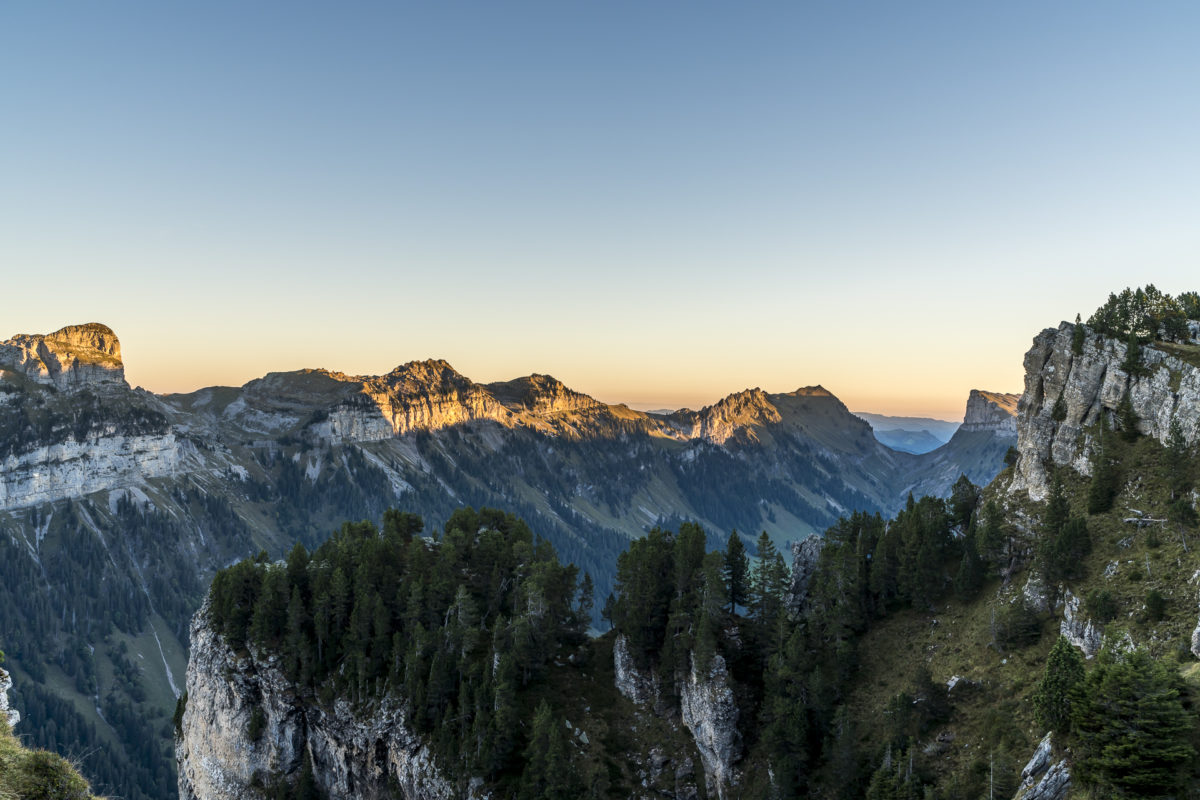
[{"xmin": 0, "ymin": 322, "xmax": 1016, "ymax": 800}]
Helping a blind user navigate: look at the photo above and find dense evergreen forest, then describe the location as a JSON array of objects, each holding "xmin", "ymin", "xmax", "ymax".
[
  {"xmin": 208, "ymin": 399, "xmax": 1200, "ymax": 799},
  {"xmin": 207, "ymin": 507, "xmax": 603, "ymax": 797}
]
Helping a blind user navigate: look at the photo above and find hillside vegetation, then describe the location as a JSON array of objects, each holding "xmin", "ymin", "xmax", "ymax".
[{"xmin": 194, "ymin": 286, "xmax": 1200, "ymax": 799}]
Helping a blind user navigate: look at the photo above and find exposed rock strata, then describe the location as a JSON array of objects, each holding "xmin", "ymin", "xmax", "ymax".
[
  {"xmin": 0, "ymin": 433, "xmax": 181, "ymax": 511},
  {"xmin": 613, "ymin": 634, "xmax": 661, "ymax": 708},
  {"xmin": 961, "ymin": 390, "xmax": 1019, "ymax": 434},
  {"xmin": 1011, "ymin": 322, "xmax": 1200, "ymax": 500}
]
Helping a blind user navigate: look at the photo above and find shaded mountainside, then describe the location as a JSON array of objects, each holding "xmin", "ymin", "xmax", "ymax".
[{"xmin": 0, "ymin": 322, "xmax": 1015, "ymax": 800}]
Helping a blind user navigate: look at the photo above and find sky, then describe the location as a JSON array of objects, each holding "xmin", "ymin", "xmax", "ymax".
[{"xmin": 2, "ymin": 2, "xmax": 1199, "ymax": 420}]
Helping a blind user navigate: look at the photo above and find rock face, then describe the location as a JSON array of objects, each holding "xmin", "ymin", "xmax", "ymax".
[
  {"xmin": 1011, "ymin": 321, "xmax": 1200, "ymax": 500},
  {"xmin": 0, "ymin": 666, "xmax": 20, "ymax": 729},
  {"xmin": 1191, "ymin": 611, "xmax": 1200, "ymax": 660},
  {"xmin": 612, "ymin": 638, "xmax": 733, "ymax": 800},
  {"xmin": 1013, "ymin": 733, "xmax": 1070, "ymax": 800},
  {"xmin": 0, "ymin": 323, "xmax": 126, "ymax": 390},
  {"xmin": 1060, "ymin": 589, "xmax": 1103, "ymax": 658},
  {"xmin": 786, "ymin": 534, "xmax": 825, "ymax": 614},
  {"xmin": 613, "ymin": 634, "xmax": 660, "ymax": 708},
  {"xmin": 0, "ymin": 433, "xmax": 181, "ymax": 510},
  {"xmin": 961, "ymin": 390, "xmax": 1019, "ymax": 434},
  {"xmin": 680, "ymin": 655, "xmax": 741, "ymax": 800},
  {"xmin": 177, "ymin": 604, "xmax": 465, "ymax": 800}
]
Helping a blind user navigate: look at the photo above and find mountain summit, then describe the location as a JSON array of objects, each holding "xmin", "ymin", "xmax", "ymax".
[{"xmin": 0, "ymin": 322, "xmax": 126, "ymax": 390}]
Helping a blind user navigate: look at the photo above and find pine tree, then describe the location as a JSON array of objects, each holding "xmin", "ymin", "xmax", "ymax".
[
  {"xmin": 948, "ymin": 474, "xmax": 978, "ymax": 529},
  {"xmin": 576, "ymin": 572, "xmax": 594, "ymax": 626},
  {"xmin": 1117, "ymin": 392, "xmax": 1140, "ymax": 442},
  {"xmin": 750, "ymin": 531, "xmax": 789, "ymax": 626},
  {"xmin": 518, "ymin": 701, "xmax": 577, "ymax": 800},
  {"xmin": 1071, "ymin": 313, "xmax": 1085, "ymax": 355},
  {"xmin": 1071, "ymin": 648, "xmax": 1194, "ymax": 796},
  {"xmin": 1042, "ymin": 471, "xmax": 1070, "ymax": 539},
  {"xmin": 1121, "ymin": 331, "xmax": 1145, "ymax": 376},
  {"xmin": 1032, "ymin": 636, "xmax": 1084, "ymax": 734},
  {"xmin": 1087, "ymin": 413, "xmax": 1119, "ymax": 514},
  {"xmin": 954, "ymin": 527, "xmax": 984, "ymax": 600},
  {"xmin": 723, "ymin": 531, "xmax": 750, "ymax": 613},
  {"xmin": 249, "ymin": 567, "xmax": 288, "ymax": 647}
]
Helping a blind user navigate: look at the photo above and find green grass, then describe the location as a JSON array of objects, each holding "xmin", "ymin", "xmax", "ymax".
[
  {"xmin": 1153, "ymin": 340, "xmax": 1200, "ymax": 370},
  {"xmin": 0, "ymin": 715, "xmax": 100, "ymax": 800},
  {"xmin": 825, "ymin": 431, "xmax": 1200, "ymax": 794}
]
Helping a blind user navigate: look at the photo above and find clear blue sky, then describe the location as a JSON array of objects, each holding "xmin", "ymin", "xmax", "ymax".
[{"xmin": 3, "ymin": 2, "xmax": 1198, "ymax": 418}]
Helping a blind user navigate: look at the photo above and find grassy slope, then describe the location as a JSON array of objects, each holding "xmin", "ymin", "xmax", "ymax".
[
  {"xmin": 822, "ymin": 434, "xmax": 1200, "ymax": 795},
  {"xmin": 0, "ymin": 716, "xmax": 100, "ymax": 800}
]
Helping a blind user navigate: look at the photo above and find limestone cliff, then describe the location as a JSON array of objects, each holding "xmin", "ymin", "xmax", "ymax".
[
  {"xmin": 1010, "ymin": 321, "xmax": 1200, "ymax": 500},
  {"xmin": 0, "ymin": 323, "xmax": 126, "ymax": 390},
  {"xmin": 177, "ymin": 603, "xmax": 468, "ymax": 800},
  {"xmin": 0, "ymin": 432, "xmax": 182, "ymax": 510},
  {"xmin": 0, "ymin": 324, "xmax": 183, "ymax": 512},
  {"xmin": 961, "ymin": 390, "xmax": 1019, "ymax": 434},
  {"xmin": 680, "ymin": 655, "xmax": 741, "ymax": 800}
]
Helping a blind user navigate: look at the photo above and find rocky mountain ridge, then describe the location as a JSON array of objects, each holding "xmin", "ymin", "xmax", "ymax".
[{"xmin": 0, "ymin": 321, "xmax": 1017, "ymax": 800}]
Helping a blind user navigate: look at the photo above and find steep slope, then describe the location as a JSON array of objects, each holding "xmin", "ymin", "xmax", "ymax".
[{"xmin": 1, "ymin": 321, "xmax": 1012, "ymax": 799}]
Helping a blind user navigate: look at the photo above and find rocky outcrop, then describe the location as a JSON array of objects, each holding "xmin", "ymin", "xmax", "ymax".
[
  {"xmin": 683, "ymin": 389, "xmax": 783, "ymax": 445},
  {"xmin": 486, "ymin": 374, "xmax": 603, "ymax": 417},
  {"xmin": 786, "ymin": 534, "xmax": 824, "ymax": 614},
  {"xmin": 1, "ymin": 667, "xmax": 20, "ymax": 728},
  {"xmin": 177, "ymin": 604, "xmax": 468, "ymax": 800},
  {"xmin": 1011, "ymin": 322, "xmax": 1200, "ymax": 500},
  {"xmin": 1012, "ymin": 733, "xmax": 1070, "ymax": 800},
  {"xmin": 961, "ymin": 390, "xmax": 1019, "ymax": 434},
  {"xmin": 613, "ymin": 634, "xmax": 661, "ymax": 708},
  {"xmin": 680, "ymin": 655, "xmax": 741, "ymax": 800},
  {"xmin": 0, "ymin": 323, "xmax": 126, "ymax": 390},
  {"xmin": 612, "ymin": 638, "xmax": 735, "ymax": 800},
  {"xmin": 1060, "ymin": 589, "xmax": 1103, "ymax": 658},
  {"xmin": 0, "ymin": 433, "xmax": 181, "ymax": 511},
  {"xmin": 1191, "ymin": 611, "xmax": 1200, "ymax": 660}
]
